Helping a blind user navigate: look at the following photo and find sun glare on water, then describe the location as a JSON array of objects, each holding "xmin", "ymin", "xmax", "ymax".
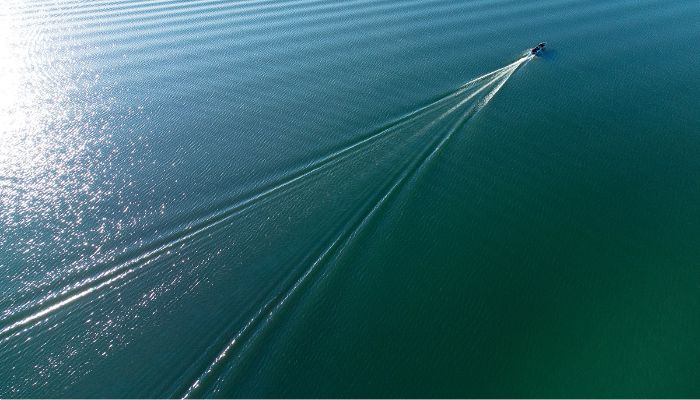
[
  {"xmin": 0, "ymin": 3, "xmax": 120, "ymax": 275},
  {"xmin": 0, "ymin": 10, "xmax": 36, "ymax": 171}
]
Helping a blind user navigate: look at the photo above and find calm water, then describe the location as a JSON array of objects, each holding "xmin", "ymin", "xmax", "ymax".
[{"xmin": 2, "ymin": 0, "xmax": 700, "ymax": 397}]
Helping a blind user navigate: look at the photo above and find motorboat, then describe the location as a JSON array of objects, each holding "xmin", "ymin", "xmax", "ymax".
[{"xmin": 530, "ymin": 42, "xmax": 546, "ymax": 54}]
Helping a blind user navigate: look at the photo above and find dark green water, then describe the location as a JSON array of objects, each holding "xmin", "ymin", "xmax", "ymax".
[{"xmin": 2, "ymin": 0, "xmax": 700, "ymax": 397}]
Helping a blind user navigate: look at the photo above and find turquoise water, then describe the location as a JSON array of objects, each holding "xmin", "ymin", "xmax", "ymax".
[{"xmin": 2, "ymin": 0, "xmax": 700, "ymax": 397}]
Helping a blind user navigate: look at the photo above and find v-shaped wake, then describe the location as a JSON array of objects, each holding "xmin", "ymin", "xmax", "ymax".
[{"xmin": 178, "ymin": 53, "xmax": 533, "ymax": 398}]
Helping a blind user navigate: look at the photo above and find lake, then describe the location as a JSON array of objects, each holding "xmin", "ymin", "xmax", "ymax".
[{"xmin": 1, "ymin": 0, "xmax": 700, "ymax": 397}]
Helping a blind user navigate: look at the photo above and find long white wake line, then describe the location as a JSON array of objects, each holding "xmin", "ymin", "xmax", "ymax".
[
  {"xmin": 250, "ymin": 57, "xmax": 529, "ymax": 330},
  {"xmin": 417, "ymin": 57, "xmax": 527, "ymax": 182},
  {"xmin": 457, "ymin": 55, "xmax": 530, "ymax": 90},
  {"xmin": 1, "ymin": 57, "xmax": 533, "ymax": 372},
  {"xmin": 179, "ymin": 70, "xmax": 513, "ymax": 398},
  {"xmin": 180, "ymin": 58, "xmax": 530, "ymax": 398},
  {"xmin": 0, "ymin": 59, "xmax": 524, "ymax": 341}
]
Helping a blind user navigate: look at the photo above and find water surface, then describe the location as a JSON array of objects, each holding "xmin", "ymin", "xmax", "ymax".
[{"xmin": 1, "ymin": 0, "xmax": 700, "ymax": 397}]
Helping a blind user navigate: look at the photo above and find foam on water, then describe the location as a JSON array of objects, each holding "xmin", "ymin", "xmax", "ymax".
[
  {"xmin": 0, "ymin": 54, "xmax": 530, "ymax": 344},
  {"xmin": 180, "ymin": 55, "xmax": 530, "ymax": 398}
]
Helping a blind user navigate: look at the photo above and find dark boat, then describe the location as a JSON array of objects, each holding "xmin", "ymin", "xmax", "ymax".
[{"xmin": 530, "ymin": 42, "xmax": 546, "ymax": 54}]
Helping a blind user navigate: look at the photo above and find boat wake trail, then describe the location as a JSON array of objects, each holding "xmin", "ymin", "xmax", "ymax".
[
  {"xmin": 0, "ymin": 54, "xmax": 531, "ymax": 346},
  {"xmin": 0, "ymin": 52, "xmax": 532, "ymax": 398},
  {"xmin": 0, "ymin": 57, "xmax": 532, "ymax": 397},
  {"xmin": 179, "ymin": 54, "xmax": 532, "ymax": 398}
]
